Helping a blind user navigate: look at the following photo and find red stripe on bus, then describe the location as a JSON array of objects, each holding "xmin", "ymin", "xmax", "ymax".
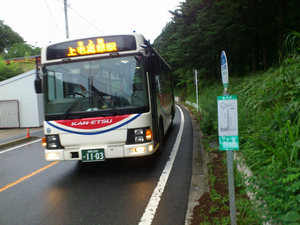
[{"xmin": 54, "ymin": 115, "xmax": 131, "ymax": 130}]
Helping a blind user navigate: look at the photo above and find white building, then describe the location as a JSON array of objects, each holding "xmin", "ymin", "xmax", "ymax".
[{"xmin": 0, "ymin": 70, "xmax": 44, "ymax": 128}]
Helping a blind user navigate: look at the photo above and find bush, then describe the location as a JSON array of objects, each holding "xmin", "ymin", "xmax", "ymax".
[
  {"xmin": 192, "ymin": 49, "xmax": 300, "ymax": 222},
  {"xmin": 196, "ymin": 81, "xmax": 222, "ymax": 135},
  {"xmin": 0, "ymin": 57, "xmax": 27, "ymax": 82}
]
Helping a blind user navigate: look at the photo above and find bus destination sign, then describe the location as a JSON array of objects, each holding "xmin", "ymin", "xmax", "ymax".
[
  {"xmin": 67, "ymin": 38, "xmax": 117, "ymax": 57},
  {"xmin": 46, "ymin": 35, "xmax": 137, "ymax": 60}
]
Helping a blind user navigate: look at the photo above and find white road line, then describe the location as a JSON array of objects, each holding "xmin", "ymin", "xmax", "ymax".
[
  {"xmin": 139, "ymin": 105, "xmax": 185, "ymax": 225},
  {"xmin": 0, "ymin": 139, "xmax": 42, "ymax": 154}
]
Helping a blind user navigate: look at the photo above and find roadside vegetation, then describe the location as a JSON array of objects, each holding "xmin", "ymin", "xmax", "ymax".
[
  {"xmin": 0, "ymin": 20, "xmax": 41, "ymax": 81},
  {"xmin": 182, "ymin": 31, "xmax": 300, "ymax": 224},
  {"xmin": 154, "ymin": 1, "xmax": 300, "ymax": 223},
  {"xmin": 0, "ymin": 58, "xmax": 36, "ymax": 81}
]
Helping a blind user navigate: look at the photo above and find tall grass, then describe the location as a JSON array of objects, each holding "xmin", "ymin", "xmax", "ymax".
[
  {"xmin": 194, "ymin": 31, "xmax": 300, "ymax": 223},
  {"xmin": 189, "ymin": 80, "xmax": 222, "ymax": 135}
]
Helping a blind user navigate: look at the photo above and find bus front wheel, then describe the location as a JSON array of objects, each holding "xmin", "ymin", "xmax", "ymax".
[{"xmin": 157, "ymin": 124, "xmax": 164, "ymax": 154}]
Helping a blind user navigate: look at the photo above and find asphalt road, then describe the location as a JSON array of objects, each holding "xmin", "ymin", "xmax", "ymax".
[{"xmin": 0, "ymin": 105, "xmax": 193, "ymax": 225}]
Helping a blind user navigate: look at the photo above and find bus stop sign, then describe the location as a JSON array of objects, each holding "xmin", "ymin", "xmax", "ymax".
[
  {"xmin": 217, "ymin": 95, "xmax": 239, "ymax": 150},
  {"xmin": 221, "ymin": 51, "xmax": 228, "ymax": 90}
]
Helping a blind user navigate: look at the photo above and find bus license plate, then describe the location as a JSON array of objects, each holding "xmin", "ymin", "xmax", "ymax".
[{"xmin": 82, "ymin": 149, "xmax": 105, "ymax": 162}]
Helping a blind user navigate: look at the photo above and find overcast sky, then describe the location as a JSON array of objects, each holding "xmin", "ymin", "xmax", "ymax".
[{"xmin": 1, "ymin": 0, "xmax": 181, "ymax": 47}]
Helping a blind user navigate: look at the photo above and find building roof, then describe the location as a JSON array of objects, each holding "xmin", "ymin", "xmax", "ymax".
[
  {"xmin": 0, "ymin": 69, "xmax": 37, "ymax": 86},
  {"xmin": 5, "ymin": 55, "xmax": 40, "ymax": 63}
]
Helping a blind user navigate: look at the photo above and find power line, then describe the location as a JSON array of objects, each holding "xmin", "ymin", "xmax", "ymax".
[
  {"xmin": 68, "ymin": 1, "xmax": 111, "ymax": 33},
  {"xmin": 45, "ymin": 0, "xmax": 62, "ymax": 38},
  {"xmin": 67, "ymin": 5, "xmax": 105, "ymax": 34}
]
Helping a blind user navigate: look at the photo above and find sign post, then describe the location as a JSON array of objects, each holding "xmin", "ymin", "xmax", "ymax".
[
  {"xmin": 194, "ymin": 70, "xmax": 199, "ymax": 113},
  {"xmin": 218, "ymin": 51, "xmax": 238, "ymax": 225}
]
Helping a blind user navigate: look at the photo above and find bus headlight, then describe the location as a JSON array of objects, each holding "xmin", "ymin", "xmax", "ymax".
[
  {"xmin": 148, "ymin": 145, "xmax": 153, "ymax": 152},
  {"xmin": 45, "ymin": 135, "xmax": 63, "ymax": 149},
  {"xmin": 134, "ymin": 129, "xmax": 143, "ymax": 135},
  {"xmin": 48, "ymin": 143, "xmax": 58, "ymax": 148},
  {"xmin": 46, "ymin": 152, "xmax": 59, "ymax": 159},
  {"xmin": 135, "ymin": 147, "xmax": 145, "ymax": 153},
  {"xmin": 126, "ymin": 127, "xmax": 152, "ymax": 144},
  {"xmin": 135, "ymin": 136, "xmax": 144, "ymax": 142}
]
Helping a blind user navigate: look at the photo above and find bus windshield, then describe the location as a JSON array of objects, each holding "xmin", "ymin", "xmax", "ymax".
[{"xmin": 43, "ymin": 55, "xmax": 149, "ymax": 118}]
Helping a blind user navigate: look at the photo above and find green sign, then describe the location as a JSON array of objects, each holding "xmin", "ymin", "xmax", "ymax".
[
  {"xmin": 217, "ymin": 95, "xmax": 237, "ymax": 100},
  {"xmin": 219, "ymin": 136, "xmax": 239, "ymax": 151}
]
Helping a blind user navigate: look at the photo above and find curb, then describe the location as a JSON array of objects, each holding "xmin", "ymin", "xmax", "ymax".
[
  {"xmin": 0, "ymin": 136, "xmax": 39, "ymax": 150},
  {"xmin": 184, "ymin": 105, "xmax": 209, "ymax": 225}
]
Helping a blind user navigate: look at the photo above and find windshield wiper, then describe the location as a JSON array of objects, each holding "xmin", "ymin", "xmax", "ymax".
[
  {"xmin": 62, "ymin": 96, "xmax": 85, "ymax": 119},
  {"xmin": 91, "ymin": 91, "xmax": 121, "ymax": 115},
  {"xmin": 62, "ymin": 91, "xmax": 122, "ymax": 119}
]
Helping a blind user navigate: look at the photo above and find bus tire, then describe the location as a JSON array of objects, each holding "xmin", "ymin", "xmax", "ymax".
[
  {"xmin": 157, "ymin": 123, "xmax": 164, "ymax": 154},
  {"xmin": 170, "ymin": 107, "xmax": 175, "ymax": 128}
]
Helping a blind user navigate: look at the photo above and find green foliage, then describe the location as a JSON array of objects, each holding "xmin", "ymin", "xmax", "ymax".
[
  {"xmin": 280, "ymin": 211, "xmax": 300, "ymax": 224},
  {"xmin": 195, "ymin": 81, "xmax": 222, "ymax": 135},
  {"xmin": 191, "ymin": 31, "xmax": 300, "ymax": 222},
  {"xmin": 235, "ymin": 197, "xmax": 260, "ymax": 224},
  {"xmin": 0, "ymin": 20, "xmax": 24, "ymax": 53},
  {"xmin": 5, "ymin": 43, "xmax": 41, "ymax": 59},
  {"xmin": 0, "ymin": 20, "xmax": 40, "ymax": 60},
  {"xmin": 0, "ymin": 57, "xmax": 26, "ymax": 81},
  {"xmin": 243, "ymin": 112, "xmax": 300, "ymax": 171},
  {"xmin": 236, "ymin": 62, "xmax": 300, "ymax": 222},
  {"xmin": 0, "ymin": 20, "xmax": 40, "ymax": 81},
  {"xmin": 154, "ymin": 0, "xmax": 300, "ymax": 95}
]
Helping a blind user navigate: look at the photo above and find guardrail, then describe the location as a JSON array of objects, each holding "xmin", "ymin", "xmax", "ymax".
[{"xmin": 175, "ymin": 97, "xmax": 200, "ymax": 112}]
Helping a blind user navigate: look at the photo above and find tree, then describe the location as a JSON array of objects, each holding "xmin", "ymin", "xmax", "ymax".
[
  {"xmin": 0, "ymin": 56, "xmax": 24, "ymax": 81},
  {"xmin": 5, "ymin": 43, "xmax": 41, "ymax": 59},
  {"xmin": 154, "ymin": 0, "xmax": 300, "ymax": 92},
  {"xmin": 0, "ymin": 20, "xmax": 24, "ymax": 53}
]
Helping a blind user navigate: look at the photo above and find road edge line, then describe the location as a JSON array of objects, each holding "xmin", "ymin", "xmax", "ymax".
[{"xmin": 139, "ymin": 105, "xmax": 185, "ymax": 225}]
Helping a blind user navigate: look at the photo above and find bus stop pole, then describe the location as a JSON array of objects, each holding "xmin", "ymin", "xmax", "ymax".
[
  {"xmin": 227, "ymin": 150, "xmax": 237, "ymax": 224},
  {"xmin": 223, "ymin": 91, "xmax": 237, "ymax": 225},
  {"xmin": 195, "ymin": 70, "xmax": 198, "ymax": 113}
]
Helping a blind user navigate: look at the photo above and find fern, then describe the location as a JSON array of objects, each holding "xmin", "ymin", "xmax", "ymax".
[
  {"xmin": 280, "ymin": 167, "xmax": 300, "ymax": 184},
  {"xmin": 284, "ymin": 180, "xmax": 300, "ymax": 193},
  {"xmin": 287, "ymin": 167, "xmax": 300, "ymax": 173}
]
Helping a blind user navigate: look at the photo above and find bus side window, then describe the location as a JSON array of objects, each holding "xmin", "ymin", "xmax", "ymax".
[{"xmin": 155, "ymin": 76, "xmax": 161, "ymax": 94}]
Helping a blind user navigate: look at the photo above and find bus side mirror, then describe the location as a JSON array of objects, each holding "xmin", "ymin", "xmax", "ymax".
[
  {"xmin": 35, "ymin": 77, "xmax": 43, "ymax": 93},
  {"xmin": 147, "ymin": 53, "xmax": 156, "ymax": 72},
  {"xmin": 34, "ymin": 56, "xmax": 43, "ymax": 93},
  {"xmin": 140, "ymin": 43, "xmax": 156, "ymax": 72}
]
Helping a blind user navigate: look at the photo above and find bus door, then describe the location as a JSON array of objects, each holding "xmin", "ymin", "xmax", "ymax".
[
  {"xmin": 144, "ymin": 47, "xmax": 164, "ymax": 152},
  {"xmin": 148, "ymin": 69, "xmax": 159, "ymax": 150}
]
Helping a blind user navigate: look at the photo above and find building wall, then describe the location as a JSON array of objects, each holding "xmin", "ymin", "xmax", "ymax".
[{"xmin": 0, "ymin": 70, "xmax": 44, "ymax": 128}]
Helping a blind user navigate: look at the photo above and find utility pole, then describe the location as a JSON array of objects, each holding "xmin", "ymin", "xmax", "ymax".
[{"xmin": 64, "ymin": 0, "xmax": 69, "ymax": 39}]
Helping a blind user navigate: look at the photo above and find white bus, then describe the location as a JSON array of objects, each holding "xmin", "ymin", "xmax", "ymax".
[{"xmin": 35, "ymin": 33, "xmax": 175, "ymax": 162}]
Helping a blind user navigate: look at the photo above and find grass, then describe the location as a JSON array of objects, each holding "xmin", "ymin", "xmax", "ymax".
[
  {"xmin": 0, "ymin": 58, "xmax": 35, "ymax": 82},
  {"xmin": 185, "ymin": 51, "xmax": 300, "ymax": 223}
]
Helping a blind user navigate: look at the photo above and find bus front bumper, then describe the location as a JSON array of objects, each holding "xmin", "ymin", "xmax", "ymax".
[{"xmin": 45, "ymin": 141, "xmax": 155, "ymax": 161}]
